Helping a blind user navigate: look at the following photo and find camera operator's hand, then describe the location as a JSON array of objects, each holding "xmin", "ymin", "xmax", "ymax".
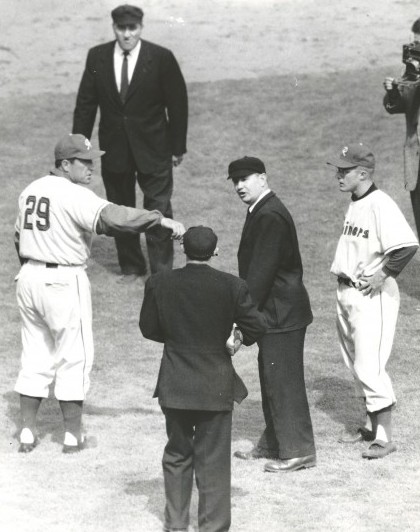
[{"xmin": 383, "ymin": 76, "xmax": 395, "ymax": 91}]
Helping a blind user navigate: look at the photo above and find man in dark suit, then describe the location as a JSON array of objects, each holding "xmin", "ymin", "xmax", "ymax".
[
  {"xmin": 140, "ymin": 226, "xmax": 266, "ymax": 532},
  {"xmin": 228, "ymin": 156, "xmax": 316, "ymax": 473},
  {"xmin": 73, "ymin": 5, "xmax": 188, "ymax": 282}
]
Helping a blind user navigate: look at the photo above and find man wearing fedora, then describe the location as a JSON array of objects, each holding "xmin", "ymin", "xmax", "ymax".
[
  {"xmin": 140, "ymin": 226, "xmax": 266, "ymax": 532},
  {"xmin": 73, "ymin": 4, "xmax": 188, "ymax": 283},
  {"xmin": 228, "ymin": 156, "xmax": 316, "ymax": 473}
]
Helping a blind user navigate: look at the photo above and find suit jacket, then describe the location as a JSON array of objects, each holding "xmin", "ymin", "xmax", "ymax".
[
  {"xmin": 73, "ymin": 39, "xmax": 188, "ymax": 174},
  {"xmin": 139, "ymin": 263, "xmax": 267, "ymax": 411},
  {"xmin": 238, "ymin": 191, "xmax": 313, "ymax": 332}
]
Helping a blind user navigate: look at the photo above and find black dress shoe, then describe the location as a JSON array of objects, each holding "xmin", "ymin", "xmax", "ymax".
[
  {"xmin": 338, "ymin": 427, "xmax": 375, "ymax": 444},
  {"xmin": 362, "ymin": 440, "xmax": 397, "ymax": 459},
  {"xmin": 234, "ymin": 448, "xmax": 278, "ymax": 460},
  {"xmin": 264, "ymin": 454, "xmax": 317, "ymax": 472}
]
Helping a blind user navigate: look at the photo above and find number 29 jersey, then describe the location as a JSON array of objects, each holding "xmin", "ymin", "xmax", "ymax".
[{"xmin": 15, "ymin": 174, "xmax": 109, "ymax": 266}]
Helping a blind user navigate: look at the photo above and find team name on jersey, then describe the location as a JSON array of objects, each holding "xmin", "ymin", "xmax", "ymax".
[{"xmin": 342, "ymin": 221, "xmax": 369, "ymax": 239}]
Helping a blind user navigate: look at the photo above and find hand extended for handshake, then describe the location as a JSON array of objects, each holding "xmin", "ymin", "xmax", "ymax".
[
  {"xmin": 161, "ymin": 218, "xmax": 185, "ymax": 239},
  {"xmin": 226, "ymin": 325, "xmax": 244, "ymax": 356}
]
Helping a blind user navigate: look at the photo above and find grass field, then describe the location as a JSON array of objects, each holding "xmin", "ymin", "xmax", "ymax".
[{"xmin": 1, "ymin": 63, "xmax": 420, "ymax": 531}]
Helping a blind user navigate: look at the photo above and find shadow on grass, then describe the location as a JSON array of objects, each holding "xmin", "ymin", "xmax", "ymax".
[
  {"xmin": 125, "ymin": 476, "xmax": 247, "ymax": 527},
  {"xmin": 312, "ymin": 376, "xmax": 365, "ymax": 433}
]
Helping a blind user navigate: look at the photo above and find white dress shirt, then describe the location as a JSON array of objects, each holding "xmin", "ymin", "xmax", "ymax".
[
  {"xmin": 114, "ymin": 40, "xmax": 142, "ymax": 92},
  {"xmin": 248, "ymin": 189, "xmax": 271, "ymax": 213}
]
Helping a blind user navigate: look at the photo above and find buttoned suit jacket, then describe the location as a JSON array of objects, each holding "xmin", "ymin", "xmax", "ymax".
[
  {"xmin": 73, "ymin": 39, "xmax": 188, "ymax": 174},
  {"xmin": 139, "ymin": 263, "xmax": 267, "ymax": 411},
  {"xmin": 237, "ymin": 191, "xmax": 313, "ymax": 332}
]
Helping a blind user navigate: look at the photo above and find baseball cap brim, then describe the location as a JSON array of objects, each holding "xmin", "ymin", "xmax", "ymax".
[
  {"xmin": 326, "ymin": 157, "xmax": 358, "ymax": 169},
  {"xmin": 76, "ymin": 149, "xmax": 105, "ymax": 160}
]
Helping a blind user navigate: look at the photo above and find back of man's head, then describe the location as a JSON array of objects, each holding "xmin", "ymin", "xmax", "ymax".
[{"xmin": 183, "ymin": 226, "xmax": 218, "ymax": 261}]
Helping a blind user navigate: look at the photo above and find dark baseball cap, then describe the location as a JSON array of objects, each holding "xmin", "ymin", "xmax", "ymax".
[
  {"xmin": 183, "ymin": 226, "xmax": 218, "ymax": 260},
  {"xmin": 227, "ymin": 156, "xmax": 266, "ymax": 180},
  {"xmin": 54, "ymin": 134, "xmax": 105, "ymax": 161},
  {"xmin": 111, "ymin": 4, "xmax": 144, "ymax": 25},
  {"xmin": 327, "ymin": 143, "xmax": 375, "ymax": 169}
]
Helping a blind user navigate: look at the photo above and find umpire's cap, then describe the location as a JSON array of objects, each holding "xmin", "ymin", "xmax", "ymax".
[
  {"xmin": 227, "ymin": 156, "xmax": 266, "ymax": 180},
  {"xmin": 183, "ymin": 226, "xmax": 218, "ymax": 260},
  {"xmin": 111, "ymin": 5, "xmax": 144, "ymax": 25},
  {"xmin": 327, "ymin": 143, "xmax": 375, "ymax": 169},
  {"xmin": 54, "ymin": 134, "xmax": 105, "ymax": 160}
]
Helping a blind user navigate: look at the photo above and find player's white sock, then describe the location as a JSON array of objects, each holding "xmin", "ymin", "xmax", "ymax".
[
  {"xmin": 375, "ymin": 425, "xmax": 389, "ymax": 442},
  {"xmin": 20, "ymin": 427, "xmax": 35, "ymax": 444},
  {"xmin": 64, "ymin": 431, "xmax": 79, "ymax": 446}
]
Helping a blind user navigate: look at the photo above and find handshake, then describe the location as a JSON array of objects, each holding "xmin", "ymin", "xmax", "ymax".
[{"xmin": 226, "ymin": 324, "xmax": 243, "ymax": 356}]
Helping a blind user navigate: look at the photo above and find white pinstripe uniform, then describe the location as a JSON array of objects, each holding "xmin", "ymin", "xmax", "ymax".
[
  {"xmin": 14, "ymin": 174, "xmax": 109, "ymax": 401},
  {"xmin": 331, "ymin": 188, "xmax": 418, "ymax": 412}
]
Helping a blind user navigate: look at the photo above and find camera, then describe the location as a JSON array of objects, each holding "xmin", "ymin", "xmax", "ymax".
[{"xmin": 401, "ymin": 41, "xmax": 420, "ymax": 81}]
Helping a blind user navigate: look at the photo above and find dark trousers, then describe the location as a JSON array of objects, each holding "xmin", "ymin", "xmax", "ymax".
[
  {"xmin": 102, "ymin": 157, "xmax": 174, "ymax": 275},
  {"xmin": 162, "ymin": 408, "xmax": 232, "ymax": 532},
  {"xmin": 256, "ymin": 328, "xmax": 316, "ymax": 459},
  {"xmin": 410, "ymin": 177, "xmax": 420, "ymax": 238}
]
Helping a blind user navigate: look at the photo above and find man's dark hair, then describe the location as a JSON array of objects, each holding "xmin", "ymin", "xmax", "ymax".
[{"xmin": 411, "ymin": 18, "xmax": 420, "ymax": 35}]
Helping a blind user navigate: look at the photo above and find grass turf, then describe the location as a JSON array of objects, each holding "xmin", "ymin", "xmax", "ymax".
[{"xmin": 0, "ymin": 65, "xmax": 419, "ymax": 531}]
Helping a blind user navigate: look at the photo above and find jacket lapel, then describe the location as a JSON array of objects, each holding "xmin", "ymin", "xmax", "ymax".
[
  {"xmin": 101, "ymin": 41, "xmax": 121, "ymax": 104},
  {"xmin": 238, "ymin": 191, "xmax": 275, "ymax": 252},
  {"xmin": 124, "ymin": 40, "xmax": 152, "ymax": 103}
]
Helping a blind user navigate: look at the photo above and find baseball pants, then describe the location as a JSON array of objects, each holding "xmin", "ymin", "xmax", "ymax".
[
  {"xmin": 15, "ymin": 261, "xmax": 94, "ymax": 401},
  {"xmin": 336, "ymin": 277, "xmax": 399, "ymax": 412}
]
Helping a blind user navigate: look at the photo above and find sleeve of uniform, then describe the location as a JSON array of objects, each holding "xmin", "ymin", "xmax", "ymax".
[
  {"xmin": 72, "ymin": 49, "xmax": 99, "ymax": 139},
  {"xmin": 96, "ymin": 204, "xmax": 163, "ymax": 236},
  {"xmin": 160, "ymin": 49, "xmax": 188, "ymax": 156},
  {"xmin": 245, "ymin": 212, "xmax": 290, "ymax": 308},
  {"xmin": 234, "ymin": 280, "xmax": 267, "ymax": 346},
  {"xmin": 374, "ymin": 194, "xmax": 419, "ymax": 253},
  {"xmin": 139, "ymin": 276, "xmax": 164, "ymax": 343},
  {"xmin": 65, "ymin": 186, "xmax": 109, "ymax": 233}
]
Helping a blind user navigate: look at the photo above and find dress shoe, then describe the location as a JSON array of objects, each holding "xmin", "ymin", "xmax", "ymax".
[
  {"xmin": 338, "ymin": 427, "xmax": 375, "ymax": 444},
  {"xmin": 362, "ymin": 440, "xmax": 397, "ymax": 460},
  {"xmin": 234, "ymin": 448, "xmax": 278, "ymax": 460},
  {"xmin": 264, "ymin": 454, "xmax": 317, "ymax": 472},
  {"xmin": 18, "ymin": 438, "xmax": 39, "ymax": 453}
]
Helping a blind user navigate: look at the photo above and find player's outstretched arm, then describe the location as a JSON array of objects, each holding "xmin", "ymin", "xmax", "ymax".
[{"xmin": 96, "ymin": 204, "xmax": 185, "ymax": 238}]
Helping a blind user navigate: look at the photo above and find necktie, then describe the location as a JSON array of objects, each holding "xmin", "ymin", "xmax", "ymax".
[{"xmin": 120, "ymin": 51, "xmax": 129, "ymax": 103}]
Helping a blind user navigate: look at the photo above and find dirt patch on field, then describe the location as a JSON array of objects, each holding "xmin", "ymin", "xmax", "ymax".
[{"xmin": 0, "ymin": 0, "xmax": 419, "ymax": 98}]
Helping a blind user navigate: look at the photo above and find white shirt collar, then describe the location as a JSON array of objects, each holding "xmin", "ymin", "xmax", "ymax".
[{"xmin": 248, "ymin": 189, "xmax": 271, "ymax": 212}]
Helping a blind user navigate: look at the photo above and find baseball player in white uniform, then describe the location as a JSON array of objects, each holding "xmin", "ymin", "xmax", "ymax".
[
  {"xmin": 14, "ymin": 133, "xmax": 185, "ymax": 454},
  {"xmin": 328, "ymin": 143, "xmax": 418, "ymax": 459}
]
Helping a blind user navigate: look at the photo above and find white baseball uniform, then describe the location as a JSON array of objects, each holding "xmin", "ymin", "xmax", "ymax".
[
  {"xmin": 331, "ymin": 187, "xmax": 418, "ymax": 412},
  {"xmin": 14, "ymin": 173, "xmax": 109, "ymax": 400}
]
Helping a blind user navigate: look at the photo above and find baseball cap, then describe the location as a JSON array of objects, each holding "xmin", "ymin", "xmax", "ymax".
[
  {"xmin": 111, "ymin": 4, "xmax": 144, "ymax": 25},
  {"xmin": 183, "ymin": 226, "xmax": 218, "ymax": 260},
  {"xmin": 227, "ymin": 156, "xmax": 266, "ymax": 180},
  {"xmin": 54, "ymin": 134, "xmax": 105, "ymax": 161},
  {"xmin": 327, "ymin": 143, "xmax": 375, "ymax": 169}
]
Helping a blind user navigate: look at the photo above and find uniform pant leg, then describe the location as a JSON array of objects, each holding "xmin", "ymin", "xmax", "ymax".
[
  {"xmin": 101, "ymin": 164, "xmax": 147, "ymax": 275},
  {"xmin": 257, "ymin": 329, "xmax": 316, "ymax": 459},
  {"xmin": 137, "ymin": 166, "xmax": 174, "ymax": 273},
  {"xmin": 337, "ymin": 280, "xmax": 399, "ymax": 412},
  {"xmin": 194, "ymin": 410, "xmax": 232, "ymax": 532},
  {"xmin": 162, "ymin": 408, "xmax": 195, "ymax": 530}
]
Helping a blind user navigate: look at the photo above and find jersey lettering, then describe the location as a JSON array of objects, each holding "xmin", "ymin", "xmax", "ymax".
[
  {"xmin": 23, "ymin": 196, "xmax": 51, "ymax": 232},
  {"xmin": 342, "ymin": 222, "xmax": 369, "ymax": 238}
]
